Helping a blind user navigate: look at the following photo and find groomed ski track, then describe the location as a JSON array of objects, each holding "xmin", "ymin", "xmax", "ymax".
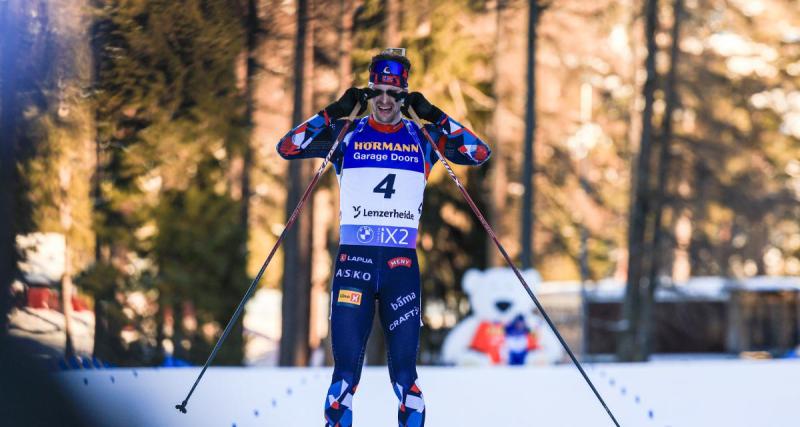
[{"xmin": 58, "ymin": 359, "xmax": 799, "ymax": 426}]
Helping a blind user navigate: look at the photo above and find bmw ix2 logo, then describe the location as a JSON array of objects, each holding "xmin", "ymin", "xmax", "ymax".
[{"xmin": 356, "ymin": 226, "xmax": 374, "ymax": 243}]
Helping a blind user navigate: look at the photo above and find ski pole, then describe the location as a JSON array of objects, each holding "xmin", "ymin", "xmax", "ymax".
[
  {"xmin": 408, "ymin": 108, "xmax": 621, "ymax": 427},
  {"xmin": 175, "ymin": 104, "xmax": 361, "ymax": 414}
]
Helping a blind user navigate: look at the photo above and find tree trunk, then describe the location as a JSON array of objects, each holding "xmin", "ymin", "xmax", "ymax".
[
  {"xmin": 520, "ymin": 0, "xmax": 540, "ymax": 269},
  {"xmin": 385, "ymin": 0, "xmax": 400, "ymax": 47},
  {"xmin": 59, "ymin": 163, "xmax": 76, "ymax": 359},
  {"xmin": 239, "ymin": 0, "xmax": 259, "ymax": 275},
  {"xmin": 337, "ymin": 0, "xmax": 357, "ymax": 92},
  {"xmin": 688, "ymin": 160, "xmax": 709, "ymax": 276},
  {"xmin": 280, "ymin": 0, "xmax": 314, "ymax": 367},
  {"xmin": 642, "ymin": 0, "xmax": 684, "ymax": 359},
  {"xmin": 488, "ymin": 0, "xmax": 509, "ymax": 267},
  {"xmin": 91, "ymin": 0, "xmax": 111, "ymax": 362},
  {"xmin": 61, "ymin": 271, "xmax": 76, "ymax": 357},
  {"xmin": 93, "ymin": 298, "xmax": 110, "ymax": 361},
  {"xmin": 619, "ymin": 0, "xmax": 659, "ymax": 362}
]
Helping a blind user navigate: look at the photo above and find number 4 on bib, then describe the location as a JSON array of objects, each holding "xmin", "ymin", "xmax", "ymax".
[{"xmin": 373, "ymin": 174, "xmax": 397, "ymax": 199}]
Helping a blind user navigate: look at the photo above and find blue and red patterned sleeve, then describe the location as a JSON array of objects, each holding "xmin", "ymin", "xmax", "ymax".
[
  {"xmin": 423, "ymin": 115, "xmax": 491, "ymax": 166},
  {"xmin": 276, "ymin": 111, "xmax": 340, "ymax": 159}
]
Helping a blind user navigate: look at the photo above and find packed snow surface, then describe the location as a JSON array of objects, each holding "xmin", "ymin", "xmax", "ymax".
[{"xmin": 58, "ymin": 359, "xmax": 799, "ymax": 426}]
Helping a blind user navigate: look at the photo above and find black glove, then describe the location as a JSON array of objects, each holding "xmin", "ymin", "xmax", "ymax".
[
  {"xmin": 401, "ymin": 92, "xmax": 444, "ymax": 123},
  {"xmin": 324, "ymin": 87, "xmax": 371, "ymax": 119}
]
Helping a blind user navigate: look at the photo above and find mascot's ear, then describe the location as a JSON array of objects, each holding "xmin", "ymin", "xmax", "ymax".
[
  {"xmin": 522, "ymin": 269, "xmax": 542, "ymax": 288},
  {"xmin": 462, "ymin": 269, "xmax": 482, "ymax": 295}
]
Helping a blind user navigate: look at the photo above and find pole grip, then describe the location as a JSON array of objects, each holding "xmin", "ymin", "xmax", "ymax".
[
  {"xmin": 347, "ymin": 103, "xmax": 361, "ymax": 121},
  {"xmin": 408, "ymin": 107, "xmax": 422, "ymax": 124}
]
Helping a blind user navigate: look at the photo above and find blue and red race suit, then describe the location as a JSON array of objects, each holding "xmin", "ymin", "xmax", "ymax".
[{"xmin": 277, "ymin": 110, "xmax": 490, "ymax": 427}]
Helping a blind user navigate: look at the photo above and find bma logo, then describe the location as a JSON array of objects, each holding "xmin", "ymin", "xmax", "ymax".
[{"xmin": 356, "ymin": 226, "xmax": 374, "ymax": 243}]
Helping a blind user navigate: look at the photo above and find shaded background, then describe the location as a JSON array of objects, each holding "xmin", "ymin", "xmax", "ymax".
[{"xmin": 1, "ymin": 0, "xmax": 798, "ymax": 374}]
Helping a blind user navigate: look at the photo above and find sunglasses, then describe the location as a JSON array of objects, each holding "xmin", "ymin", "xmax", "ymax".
[{"xmin": 367, "ymin": 88, "xmax": 408, "ymax": 102}]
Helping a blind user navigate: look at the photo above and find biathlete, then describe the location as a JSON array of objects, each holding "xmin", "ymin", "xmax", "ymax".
[{"xmin": 276, "ymin": 48, "xmax": 491, "ymax": 427}]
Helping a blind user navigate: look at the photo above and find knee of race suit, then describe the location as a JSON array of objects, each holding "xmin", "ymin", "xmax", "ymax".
[
  {"xmin": 325, "ymin": 378, "xmax": 357, "ymax": 427},
  {"xmin": 394, "ymin": 380, "xmax": 426, "ymax": 427}
]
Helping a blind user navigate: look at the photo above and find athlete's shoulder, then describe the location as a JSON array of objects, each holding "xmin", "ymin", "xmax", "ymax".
[
  {"xmin": 399, "ymin": 117, "xmax": 430, "ymax": 137},
  {"xmin": 349, "ymin": 116, "xmax": 370, "ymax": 132}
]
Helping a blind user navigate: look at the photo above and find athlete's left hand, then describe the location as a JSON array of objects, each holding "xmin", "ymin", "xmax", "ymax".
[{"xmin": 402, "ymin": 92, "xmax": 445, "ymax": 123}]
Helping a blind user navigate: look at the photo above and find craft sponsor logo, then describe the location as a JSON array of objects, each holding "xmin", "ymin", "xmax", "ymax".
[
  {"xmin": 337, "ymin": 288, "xmax": 362, "ymax": 306},
  {"xmin": 353, "ymin": 141, "xmax": 419, "ymax": 153},
  {"xmin": 335, "ymin": 268, "xmax": 372, "ymax": 281},
  {"xmin": 389, "ymin": 306, "xmax": 420, "ymax": 331},
  {"xmin": 339, "ymin": 253, "xmax": 373, "ymax": 264},
  {"xmin": 387, "ymin": 257, "xmax": 412, "ymax": 269},
  {"xmin": 352, "ymin": 205, "xmax": 414, "ymax": 220}
]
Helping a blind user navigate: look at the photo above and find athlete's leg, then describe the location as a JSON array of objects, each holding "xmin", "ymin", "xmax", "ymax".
[
  {"xmin": 379, "ymin": 249, "xmax": 425, "ymax": 427},
  {"xmin": 324, "ymin": 245, "xmax": 378, "ymax": 427}
]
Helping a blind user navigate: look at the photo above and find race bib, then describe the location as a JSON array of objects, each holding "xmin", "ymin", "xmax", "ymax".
[{"xmin": 338, "ymin": 121, "xmax": 426, "ymax": 248}]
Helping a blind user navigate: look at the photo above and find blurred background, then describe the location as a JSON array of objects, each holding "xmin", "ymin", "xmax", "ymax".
[{"xmin": 1, "ymin": 0, "xmax": 799, "ymax": 377}]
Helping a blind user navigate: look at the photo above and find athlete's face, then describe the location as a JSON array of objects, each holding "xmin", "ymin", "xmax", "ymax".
[{"xmin": 369, "ymin": 84, "xmax": 406, "ymax": 125}]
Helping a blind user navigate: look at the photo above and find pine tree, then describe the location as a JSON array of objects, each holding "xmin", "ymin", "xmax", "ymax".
[
  {"xmin": 92, "ymin": 0, "xmax": 248, "ymax": 365},
  {"xmin": 619, "ymin": 0, "xmax": 660, "ymax": 363}
]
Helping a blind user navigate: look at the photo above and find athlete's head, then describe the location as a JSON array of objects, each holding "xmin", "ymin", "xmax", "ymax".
[{"xmin": 368, "ymin": 48, "xmax": 410, "ymax": 125}]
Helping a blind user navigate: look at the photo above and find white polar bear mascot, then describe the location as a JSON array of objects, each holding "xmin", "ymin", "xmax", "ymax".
[{"xmin": 441, "ymin": 267, "xmax": 563, "ymax": 366}]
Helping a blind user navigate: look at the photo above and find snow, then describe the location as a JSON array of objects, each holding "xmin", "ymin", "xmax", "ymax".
[
  {"xmin": 16, "ymin": 232, "xmax": 66, "ymax": 284},
  {"xmin": 9, "ymin": 308, "xmax": 95, "ymax": 356},
  {"xmin": 57, "ymin": 359, "xmax": 800, "ymax": 426},
  {"xmin": 546, "ymin": 276, "xmax": 800, "ymax": 303}
]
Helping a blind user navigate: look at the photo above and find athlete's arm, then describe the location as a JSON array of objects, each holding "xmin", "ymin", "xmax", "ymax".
[
  {"xmin": 423, "ymin": 116, "xmax": 491, "ymax": 166},
  {"xmin": 276, "ymin": 87, "xmax": 369, "ymax": 159},
  {"xmin": 402, "ymin": 92, "xmax": 491, "ymax": 166},
  {"xmin": 276, "ymin": 112, "xmax": 340, "ymax": 159}
]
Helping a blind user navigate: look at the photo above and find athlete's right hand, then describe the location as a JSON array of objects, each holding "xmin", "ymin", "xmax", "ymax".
[{"xmin": 324, "ymin": 87, "xmax": 373, "ymax": 119}]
